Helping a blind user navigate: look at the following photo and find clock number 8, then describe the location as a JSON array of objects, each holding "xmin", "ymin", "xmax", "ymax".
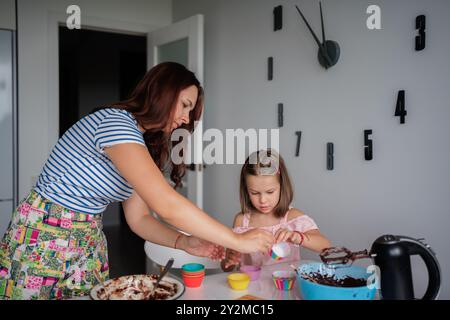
[
  {"xmin": 415, "ymin": 15, "xmax": 426, "ymax": 51},
  {"xmin": 395, "ymin": 90, "xmax": 407, "ymax": 124},
  {"xmin": 327, "ymin": 142, "xmax": 334, "ymax": 170}
]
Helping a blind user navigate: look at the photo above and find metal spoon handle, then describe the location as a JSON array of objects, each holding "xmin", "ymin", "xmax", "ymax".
[
  {"xmin": 93, "ymin": 269, "xmax": 110, "ymax": 299},
  {"xmin": 93, "ymin": 269, "xmax": 104, "ymax": 285},
  {"xmin": 155, "ymin": 258, "xmax": 174, "ymax": 287}
]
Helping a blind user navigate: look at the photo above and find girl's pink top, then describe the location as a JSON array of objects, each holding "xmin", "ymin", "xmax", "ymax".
[{"xmin": 233, "ymin": 209, "xmax": 319, "ymax": 266}]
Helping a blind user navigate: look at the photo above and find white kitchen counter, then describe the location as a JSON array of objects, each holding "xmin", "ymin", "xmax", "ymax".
[
  {"xmin": 179, "ymin": 260, "xmax": 310, "ymax": 300},
  {"xmin": 73, "ymin": 260, "xmax": 315, "ymax": 300}
]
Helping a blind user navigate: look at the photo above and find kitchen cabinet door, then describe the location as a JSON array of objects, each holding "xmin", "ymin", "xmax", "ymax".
[
  {"xmin": 0, "ymin": 30, "xmax": 14, "ymax": 202},
  {"xmin": 0, "ymin": 200, "xmax": 12, "ymax": 236}
]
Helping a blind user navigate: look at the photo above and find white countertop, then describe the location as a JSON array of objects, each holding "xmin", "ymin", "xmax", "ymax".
[
  {"xmin": 179, "ymin": 260, "xmax": 308, "ymax": 300},
  {"xmin": 73, "ymin": 260, "xmax": 313, "ymax": 300}
]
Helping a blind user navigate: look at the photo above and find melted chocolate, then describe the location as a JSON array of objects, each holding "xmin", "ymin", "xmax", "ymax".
[{"xmin": 301, "ymin": 272, "xmax": 367, "ymax": 288}]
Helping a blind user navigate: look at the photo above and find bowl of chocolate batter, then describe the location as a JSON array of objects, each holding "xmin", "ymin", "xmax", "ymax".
[{"xmin": 295, "ymin": 262, "xmax": 377, "ymax": 300}]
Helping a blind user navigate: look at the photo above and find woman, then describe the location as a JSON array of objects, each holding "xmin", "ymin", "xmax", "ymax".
[{"xmin": 0, "ymin": 62, "xmax": 274, "ymax": 300}]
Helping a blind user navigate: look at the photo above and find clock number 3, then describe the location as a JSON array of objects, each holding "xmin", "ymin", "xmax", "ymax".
[
  {"xmin": 364, "ymin": 130, "xmax": 373, "ymax": 161},
  {"xmin": 415, "ymin": 15, "xmax": 426, "ymax": 51},
  {"xmin": 395, "ymin": 90, "xmax": 407, "ymax": 124}
]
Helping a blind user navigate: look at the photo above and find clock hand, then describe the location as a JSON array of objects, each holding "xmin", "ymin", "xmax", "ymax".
[
  {"xmin": 319, "ymin": 2, "xmax": 333, "ymax": 68},
  {"xmin": 320, "ymin": 2, "xmax": 326, "ymax": 43},
  {"xmin": 295, "ymin": 5, "xmax": 322, "ymax": 49},
  {"xmin": 295, "ymin": 4, "xmax": 332, "ymax": 68}
]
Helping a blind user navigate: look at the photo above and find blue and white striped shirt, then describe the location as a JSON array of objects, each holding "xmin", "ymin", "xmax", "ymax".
[{"xmin": 34, "ymin": 108, "xmax": 146, "ymax": 214}]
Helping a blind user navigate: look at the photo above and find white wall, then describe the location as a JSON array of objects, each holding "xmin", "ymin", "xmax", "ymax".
[
  {"xmin": 17, "ymin": 0, "xmax": 172, "ymax": 199},
  {"xmin": 173, "ymin": 0, "xmax": 450, "ymax": 299},
  {"xmin": 0, "ymin": 0, "xmax": 16, "ymax": 30}
]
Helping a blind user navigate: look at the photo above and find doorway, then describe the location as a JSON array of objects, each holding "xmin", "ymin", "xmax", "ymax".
[{"xmin": 58, "ymin": 27, "xmax": 147, "ymax": 278}]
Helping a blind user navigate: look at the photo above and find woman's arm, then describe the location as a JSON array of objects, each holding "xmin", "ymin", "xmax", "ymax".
[
  {"xmin": 122, "ymin": 191, "xmax": 184, "ymax": 249},
  {"xmin": 105, "ymin": 143, "xmax": 274, "ymax": 253},
  {"xmin": 221, "ymin": 213, "xmax": 244, "ymax": 271},
  {"xmin": 122, "ymin": 192, "xmax": 224, "ymax": 259}
]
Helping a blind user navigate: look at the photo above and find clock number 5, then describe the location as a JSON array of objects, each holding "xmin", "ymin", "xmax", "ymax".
[
  {"xmin": 395, "ymin": 90, "xmax": 407, "ymax": 124},
  {"xmin": 364, "ymin": 130, "xmax": 373, "ymax": 161},
  {"xmin": 415, "ymin": 15, "xmax": 426, "ymax": 51}
]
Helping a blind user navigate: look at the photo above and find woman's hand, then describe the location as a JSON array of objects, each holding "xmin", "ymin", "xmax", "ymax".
[
  {"xmin": 274, "ymin": 228, "xmax": 303, "ymax": 244},
  {"xmin": 236, "ymin": 229, "xmax": 275, "ymax": 254},
  {"xmin": 179, "ymin": 235, "xmax": 225, "ymax": 260},
  {"xmin": 221, "ymin": 249, "xmax": 241, "ymax": 272}
]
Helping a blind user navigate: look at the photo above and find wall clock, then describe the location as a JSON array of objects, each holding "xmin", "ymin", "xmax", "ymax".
[{"xmin": 268, "ymin": 3, "xmax": 423, "ymax": 170}]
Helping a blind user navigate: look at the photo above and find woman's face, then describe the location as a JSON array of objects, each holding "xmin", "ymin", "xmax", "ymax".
[
  {"xmin": 246, "ymin": 174, "xmax": 281, "ymax": 214},
  {"xmin": 166, "ymin": 85, "xmax": 198, "ymax": 133}
]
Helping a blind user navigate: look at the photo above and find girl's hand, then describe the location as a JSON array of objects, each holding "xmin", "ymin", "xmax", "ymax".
[
  {"xmin": 274, "ymin": 228, "xmax": 303, "ymax": 245},
  {"xmin": 236, "ymin": 229, "xmax": 275, "ymax": 254},
  {"xmin": 221, "ymin": 249, "xmax": 241, "ymax": 271},
  {"xmin": 181, "ymin": 235, "xmax": 226, "ymax": 260}
]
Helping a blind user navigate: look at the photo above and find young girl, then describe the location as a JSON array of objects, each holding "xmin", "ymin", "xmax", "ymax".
[{"xmin": 222, "ymin": 149, "xmax": 331, "ymax": 270}]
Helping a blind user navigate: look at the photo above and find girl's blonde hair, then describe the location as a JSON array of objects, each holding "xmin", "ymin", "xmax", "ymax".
[{"xmin": 239, "ymin": 149, "xmax": 293, "ymax": 218}]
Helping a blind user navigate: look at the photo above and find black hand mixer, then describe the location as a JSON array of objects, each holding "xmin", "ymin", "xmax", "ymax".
[{"xmin": 320, "ymin": 234, "xmax": 441, "ymax": 300}]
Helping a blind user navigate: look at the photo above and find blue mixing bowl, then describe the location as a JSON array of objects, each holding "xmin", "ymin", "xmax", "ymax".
[{"xmin": 296, "ymin": 262, "xmax": 377, "ymax": 300}]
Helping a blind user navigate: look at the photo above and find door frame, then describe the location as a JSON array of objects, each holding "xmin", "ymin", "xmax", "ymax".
[
  {"xmin": 147, "ymin": 14, "xmax": 204, "ymax": 85},
  {"xmin": 147, "ymin": 14, "xmax": 204, "ymax": 209},
  {"xmin": 47, "ymin": 11, "xmax": 160, "ymax": 153}
]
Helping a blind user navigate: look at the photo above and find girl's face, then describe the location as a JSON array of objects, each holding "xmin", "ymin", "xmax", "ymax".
[
  {"xmin": 165, "ymin": 85, "xmax": 198, "ymax": 133},
  {"xmin": 246, "ymin": 174, "xmax": 281, "ymax": 214}
]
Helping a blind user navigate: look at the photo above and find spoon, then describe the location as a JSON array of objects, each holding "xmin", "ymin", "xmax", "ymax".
[
  {"xmin": 290, "ymin": 264, "xmax": 300, "ymax": 276},
  {"xmin": 149, "ymin": 258, "xmax": 174, "ymax": 299},
  {"xmin": 93, "ymin": 269, "xmax": 110, "ymax": 300}
]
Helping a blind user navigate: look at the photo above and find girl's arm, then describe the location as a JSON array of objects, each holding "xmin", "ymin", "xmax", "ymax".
[
  {"xmin": 299, "ymin": 229, "xmax": 332, "ymax": 253},
  {"xmin": 276, "ymin": 228, "xmax": 331, "ymax": 253},
  {"xmin": 274, "ymin": 209, "xmax": 332, "ymax": 253},
  {"xmin": 105, "ymin": 143, "xmax": 274, "ymax": 253}
]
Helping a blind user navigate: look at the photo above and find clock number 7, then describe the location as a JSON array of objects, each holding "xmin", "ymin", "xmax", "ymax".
[
  {"xmin": 364, "ymin": 130, "xmax": 373, "ymax": 161},
  {"xmin": 295, "ymin": 131, "xmax": 302, "ymax": 157},
  {"xmin": 395, "ymin": 90, "xmax": 407, "ymax": 124}
]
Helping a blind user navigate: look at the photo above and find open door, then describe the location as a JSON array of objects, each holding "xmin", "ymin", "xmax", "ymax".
[{"xmin": 147, "ymin": 15, "xmax": 204, "ymax": 209}]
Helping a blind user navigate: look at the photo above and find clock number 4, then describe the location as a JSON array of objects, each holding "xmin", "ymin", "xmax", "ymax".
[
  {"xmin": 415, "ymin": 15, "xmax": 426, "ymax": 51},
  {"xmin": 364, "ymin": 130, "xmax": 373, "ymax": 161},
  {"xmin": 395, "ymin": 90, "xmax": 407, "ymax": 124}
]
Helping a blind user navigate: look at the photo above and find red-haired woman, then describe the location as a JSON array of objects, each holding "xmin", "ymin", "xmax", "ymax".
[{"xmin": 0, "ymin": 62, "xmax": 274, "ymax": 300}]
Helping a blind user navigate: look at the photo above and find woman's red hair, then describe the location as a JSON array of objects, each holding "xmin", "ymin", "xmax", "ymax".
[{"xmin": 111, "ymin": 62, "xmax": 204, "ymax": 188}]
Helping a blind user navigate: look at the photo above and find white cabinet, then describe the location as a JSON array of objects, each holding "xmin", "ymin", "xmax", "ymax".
[
  {"xmin": 0, "ymin": 201, "xmax": 12, "ymax": 237},
  {"xmin": 0, "ymin": 29, "xmax": 16, "ymax": 235}
]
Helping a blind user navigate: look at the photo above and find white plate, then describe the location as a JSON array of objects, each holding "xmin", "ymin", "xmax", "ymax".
[{"xmin": 89, "ymin": 275, "xmax": 185, "ymax": 300}]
